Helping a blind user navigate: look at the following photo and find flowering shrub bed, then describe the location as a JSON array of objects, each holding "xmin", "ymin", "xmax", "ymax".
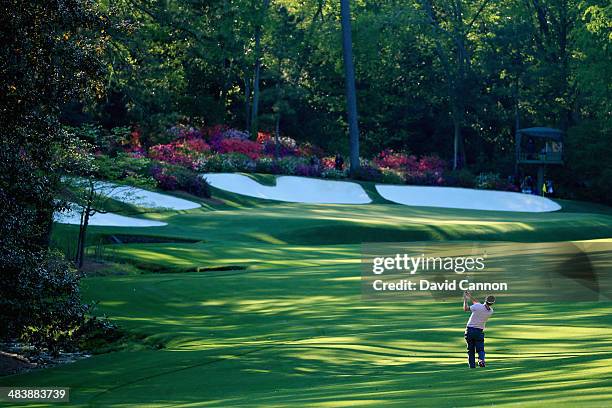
[
  {"xmin": 146, "ymin": 125, "xmax": 454, "ymax": 187},
  {"xmin": 215, "ymin": 138, "xmax": 262, "ymax": 160},
  {"xmin": 148, "ymin": 138, "xmax": 210, "ymax": 169},
  {"xmin": 106, "ymin": 123, "xmax": 519, "ymax": 194},
  {"xmin": 374, "ymin": 149, "xmax": 416, "ymax": 170},
  {"xmin": 259, "ymin": 132, "xmax": 300, "ymax": 157},
  {"xmin": 403, "ymin": 155, "xmax": 446, "ymax": 186}
]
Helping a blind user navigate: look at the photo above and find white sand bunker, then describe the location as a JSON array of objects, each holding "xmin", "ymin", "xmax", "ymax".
[
  {"xmin": 376, "ymin": 185, "xmax": 561, "ymax": 212},
  {"xmin": 94, "ymin": 181, "xmax": 200, "ymax": 210},
  {"xmin": 54, "ymin": 204, "xmax": 167, "ymax": 227},
  {"xmin": 203, "ymin": 173, "xmax": 372, "ymax": 204}
]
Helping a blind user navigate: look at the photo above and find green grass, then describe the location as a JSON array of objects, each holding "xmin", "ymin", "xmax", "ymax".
[{"xmin": 3, "ymin": 176, "xmax": 612, "ymax": 407}]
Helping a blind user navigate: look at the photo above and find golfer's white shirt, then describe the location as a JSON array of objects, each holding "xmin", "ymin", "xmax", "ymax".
[{"xmin": 466, "ymin": 303, "xmax": 494, "ymax": 330}]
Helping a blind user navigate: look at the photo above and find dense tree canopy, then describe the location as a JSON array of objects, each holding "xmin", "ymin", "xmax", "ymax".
[
  {"xmin": 0, "ymin": 0, "xmax": 105, "ymax": 347},
  {"xmin": 82, "ymin": 1, "xmax": 609, "ymax": 192}
]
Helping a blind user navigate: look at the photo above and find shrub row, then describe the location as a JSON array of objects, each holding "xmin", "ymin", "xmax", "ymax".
[{"xmin": 94, "ymin": 124, "xmax": 519, "ymax": 193}]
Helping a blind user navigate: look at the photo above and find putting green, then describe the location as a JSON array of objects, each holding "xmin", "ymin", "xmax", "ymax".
[{"xmin": 2, "ymin": 179, "xmax": 612, "ymax": 407}]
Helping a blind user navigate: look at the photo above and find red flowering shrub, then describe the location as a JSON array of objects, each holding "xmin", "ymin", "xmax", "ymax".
[
  {"xmin": 178, "ymin": 138, "xmax": 210, "ymax": 153},
  {"xmin": 372, "ymin": 150, "xmax": 448, "ymax": 185},
  {"xmin": 321, "ymin": 156, "xmax": 336, "ymax": 170},
  {"xmin": 216, "ymin": 138, "xmax": 262, "ymax": 160},
  {"xmin": 148, "ymin": 137, "xmax": 210, "ymax": 169},
  {"xmin": 256, "ymin": 131, "xmax": 272, "ymax": 144},
  {"xmin": 416, "ymin": 154, "xmax": 446, "ymax": 174},
  {"xmin": 403, "ymin": 155, "xmax": 446, "ymax": 186},
  {"xmin": 374, "ymin": 149, "xmax": 416, "ymax": 170},
  {"xmin": 205, "ymin": 126, "xmax": 254, "ymax": 153}
]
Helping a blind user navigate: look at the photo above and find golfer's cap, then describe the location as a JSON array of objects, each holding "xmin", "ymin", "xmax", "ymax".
[{"xmin": 485, "ymin": 295, "xmax": 496, "ymax": 304}]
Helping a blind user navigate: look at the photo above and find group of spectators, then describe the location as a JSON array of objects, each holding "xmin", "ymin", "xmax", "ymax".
[{"xmin": 520, "ymin": 175, "xmax": 554, "ymax": 197}]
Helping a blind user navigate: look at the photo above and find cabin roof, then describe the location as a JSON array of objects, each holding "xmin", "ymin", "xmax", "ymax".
[{"xmin": 517, "ymin": 127, "xmax": 564, "ymax": 141}]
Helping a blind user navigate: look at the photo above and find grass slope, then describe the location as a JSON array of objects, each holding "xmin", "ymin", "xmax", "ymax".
[{"xmin": 3, "ymin": 176, "xmax": 612, "ymax": 407}]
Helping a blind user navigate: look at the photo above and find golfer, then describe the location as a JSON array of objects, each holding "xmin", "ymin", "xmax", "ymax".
[{"xmin": 463, "ymin": 291, "xmax": 495, "ymax": 368}]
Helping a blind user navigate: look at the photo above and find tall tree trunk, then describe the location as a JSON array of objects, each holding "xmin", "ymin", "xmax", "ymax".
[
  {"xmin": 220, "ymin": 59, "xmax": 233, "ymax": 123},
  {"xmin": 340, "ymin": 0, "xmax": 360, "ymax": 174},
  {"xmin": 275, "ymin": 113, "xmax": 281, "ymax": 160},
  {"xmin": 514, "ymin": 78, "xmax": 520, "ymax": 174},
  {"xmin": 77, "ymin": 207, "xmax": 91, "ymax": 269},
  {"xmin": 250, "ymin": 0, "xmax": 270, "ymax": 137},
  {"xmin": 274, "ymin": 56, "xmax": 282, "ymax": 161},
  {"xmin": 558, "ymin": 0, "xmax": 572, "ymax": 131},
  {"xmin": 219, "ymin": 0, "xmax": 230, "ymax": 122},
  {"xmin": 76, "ymin": 181, "xmax": 94, "ymax": 269},
  {"xmin": 244, "ymin": 72, "xmax": 251, "ymax": 131},
  {"xmin": 452, "ymin": 116, "xmax": 461, "ymax": 170},
  {"xmin": 250, "ymin": 30, "xmax": 262, "ymax": 136},
  {"xmin": 75, "ymin": 208, "xmax": 86, "ymax": 266}
]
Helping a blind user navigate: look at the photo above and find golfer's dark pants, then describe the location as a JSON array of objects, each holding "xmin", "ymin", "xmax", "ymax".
[{"xmin": 465, "ymin": 327, "xmax": 485, "ymax": 368}]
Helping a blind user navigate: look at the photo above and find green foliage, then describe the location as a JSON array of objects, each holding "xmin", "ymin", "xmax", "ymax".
[
  {"xmin": 475, "ymin": 172, "xmax": 503, "ymax": 190},
  {"xmin": 0, "ymin": 0, "xmax": 106, "ymax": 348},
  {"xmin": 564, "ymin": 120, "xmax": 612, "ymax": 204},
  {"xmin": 0, "ymin": 250, "xmax": 86, "ymax": 352},
  {"xmin": 72, "ymin": 0, "xmax": 609, "ymax": 204},
  {"xmin": 321, "ymin": 169, "xmax": 349, "ymax": 179},
  {"xmin": 255, "ymin": 157, "xmax": 277, "ymax": 174},
  {"xmin": 94, "ymin": 153, "xmax": 155, "ymax": 187},
  {"xmin": 276, "ymin": 156, "xmax": 308, "ymax": 175},
  {"xmin": 445, "ymin": 169, "xmax": 476, "ymax": 188},
  {"xmin": 573, "ymin": 2, "xmax": 611, "ymax": 121},
  {"xmin": 380, "ymin": 169, "xmax": 406, "ymax": 185},
  {"xmin": 197, "ymin": 153, "xmax": 257, "ymax": 173}
]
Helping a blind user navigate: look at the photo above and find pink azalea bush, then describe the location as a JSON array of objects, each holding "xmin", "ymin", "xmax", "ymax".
[
  {"xmin": 374, "ymin": 149, "xmax": 416, "ymax": 170},
  {"xmin": 148, "ymin": 141, "xmax": 208, "ymax": 169},
  {"xmin": 205, "ymin": 125, "xmax": 245, "ymax": 151},
  {"xmin": 215, "ymin": 138, "xmax": 262, "ymax": 160},
  {"xmin": 405, "ymin": 155, "xmax": 446, "ymax": 185},
  {"xmin": 374, "ymin": 150, "xmax": 447, "ymax": 185},
  {"xmin": 413, "ymin": 154, "xmax": 446, "ymax": 174},
  {"xmin": 178, "ymin": 138, "xmax": 210, "ymax": 153},
  {"xmin": 148, "ymin": 124, "xmax": 212, "ymax": 168}
]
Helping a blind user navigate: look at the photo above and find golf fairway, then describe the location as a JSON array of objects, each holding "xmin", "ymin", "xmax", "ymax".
[{"xmin": 2, "ymin": 180, "xmax": 611, "ymax": 407}]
